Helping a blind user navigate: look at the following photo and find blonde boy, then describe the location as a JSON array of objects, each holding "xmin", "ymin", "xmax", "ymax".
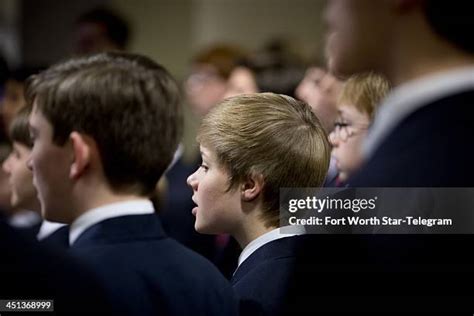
[{"xmin": 187, "ymin": 92, "xmax": 330, "ymax": 315}]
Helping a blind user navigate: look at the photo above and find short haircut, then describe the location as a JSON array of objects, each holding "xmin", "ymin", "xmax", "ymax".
[
  {"xmin": 198, "ymin": 93, "xmax": 330, "ymax": 227},
  {"xmin": 9, "ymin": 105, "xmax": 33, "ymax": 148},
  {"xmin": 424, "ymin": 0, "xmax": 474, "ymax": 54},
  {"xmin": 25, "ymin": 52, "xmax": 183, "ymax": 196},
  {"xmin": 338, "ymin": 72, "xmax": 390, "ymax": 119},
  {"xmin": 77, "ymin": 7, "xmax": 130, "ymax": 49}
]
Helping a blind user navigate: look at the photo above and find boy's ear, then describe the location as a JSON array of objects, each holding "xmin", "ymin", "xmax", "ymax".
[
  {"xmin": 241, "ymin": 173, "xmax": 264, "ymax": 202},
  {"xmin": 69, "ymin": 131, "xmax": 92, "ymax": 180}
]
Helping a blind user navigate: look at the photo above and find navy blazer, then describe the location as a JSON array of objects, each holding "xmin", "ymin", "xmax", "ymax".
[
  {"xmin": 70, "ymin": 214, "xmax": 238, "ymax": 316},
  {"xmin": 231, "ymin": 235, "xmax": 379, "ymax": 315},
  {"xmin": 0, "ymin": 220, "xmax": 113, "ymax": 315},
  {"xmin": 232, "ymin": 233, "xmax": 474, "ymax": 314},
  {"xmin": 40, "ymin": 225, "xmax": 70, "ymax": 249},
  {"xmin": 350, "ymin": 90, "xmax": 474, "ymax": 187},
  {"xmin": 231, "ymin": 236, "xmax": 312, "ymax": 316},
  {"xmin": 346, "ymin": 89, "xmax": 474, "ymax": 313}
]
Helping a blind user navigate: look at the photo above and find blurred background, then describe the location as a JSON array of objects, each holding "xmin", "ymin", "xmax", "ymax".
[
  {"xmin": 0, "ymin": 0, "xmax": 327, "ymax": 151},
  {"xmin": 0, "ymin": 0, "xmax": 325, "ymax": 79}
]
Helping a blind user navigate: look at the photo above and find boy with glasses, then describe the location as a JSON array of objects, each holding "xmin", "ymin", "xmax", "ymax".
[{"xmin": 328, "ymin": 72, "xmax": 390, "ymax": 185}]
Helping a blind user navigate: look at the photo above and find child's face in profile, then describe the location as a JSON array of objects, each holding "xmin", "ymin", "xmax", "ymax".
[
  {"xmin": 329, "ymin": 104, "xmax": 369, "ymax": 182},
  {"xmin": 28, "ymin": 105, "xmax": 73, "ymax": 222},
  {"xmin": 296, "ymin": 69, "xmax": 343, "ymax": 133},
  {"xmin": 2, "ymin": 142, "xmax": 39, "ymax": 211},
  {"xmin": 187, "ymin": 145, "xmax": 242, "ymax": 235}
]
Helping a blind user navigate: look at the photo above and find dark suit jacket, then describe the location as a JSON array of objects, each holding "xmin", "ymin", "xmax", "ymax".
[
  {"xmin": 0, "ymin": 220, "xmax": 113, "ymax": 315},
  {"xmin": 231, "ymin": 233, "xmax": 474, "ymax": 315},
  {"xmin": 40, "ymin": 225, "xmax": 70, "ymax": 249},
  {"xmin": 231, "ymin": 235, "xmax": 402, "ymax": 315},
  {"xmin": 231, "ymin": 236, "xmax": 317, "ymax": 316},
  {"xmin": 350, "ymin": 90, "xmax": 474, "ymax": 187},
  {"xmin": 70, "ymin": 213, "xmax": 238, "ymax": 316},
  {"xmin": 344, "ymin": 89, "xmax": 474, "ymax": 313},
  {"xmin": 15, "ymin": 221, "xmax": 42, "ymax": 239}
]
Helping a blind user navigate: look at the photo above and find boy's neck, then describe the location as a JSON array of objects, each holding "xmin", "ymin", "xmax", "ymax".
[{"xmin": 71, "ymin": 180, "xmax": 147, "ymax": 222}]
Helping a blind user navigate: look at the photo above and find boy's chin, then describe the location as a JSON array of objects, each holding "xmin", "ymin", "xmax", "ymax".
[{"xmin": 194, "ymin": 221, "xmax": 219, "ymax": 235}]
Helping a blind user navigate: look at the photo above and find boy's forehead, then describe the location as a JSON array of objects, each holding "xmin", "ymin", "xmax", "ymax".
[
  {"xmin": 200, "ymin": 145, "xmax": 210, "ymax": 157},
  {"xmin": 199, "ymin": 145, "xmax": 216, "ymax": 160},
  {"xmin": 338, "ymin": 104, "xmax": 367, "ymax": 120}
]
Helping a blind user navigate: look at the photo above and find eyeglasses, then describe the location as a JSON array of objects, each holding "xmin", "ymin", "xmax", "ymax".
[{"xmin": 329, "ymin": 122, "xmax": 369, "ymax": 142}]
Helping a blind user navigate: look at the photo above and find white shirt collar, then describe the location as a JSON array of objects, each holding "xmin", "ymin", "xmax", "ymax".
[
  {"xmin": 69, "ymin": 199, "xmax": 154, "ymax": 245},
  {"xmin": 237, "ymin": 225, "xmax": 306, "ymax": 268},
  {"xmin": 364, "ymin": 66, "xmax": 474, "ymax": 159},
  {"xmin": 37, "ymin": 220, "xmax": 67, "ymax": 241}
]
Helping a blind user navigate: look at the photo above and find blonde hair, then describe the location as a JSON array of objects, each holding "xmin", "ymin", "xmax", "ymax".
[
  {"xmin": 198, "ymin": 93, "xmax": 330, "ymax": 227},
  {"xmin": 338, "ymin": 72, "xmax": 390, "ymax": 119}
]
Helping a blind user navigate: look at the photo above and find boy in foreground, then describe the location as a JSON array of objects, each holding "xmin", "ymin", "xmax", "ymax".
[{"xmin": 26, "ymin": 52, "xmax": 237, "ymax": 316}]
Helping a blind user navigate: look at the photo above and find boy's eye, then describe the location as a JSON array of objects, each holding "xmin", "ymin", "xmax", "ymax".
[{"xmin": 199, "ymin": 164, "xmax": 209, "ymax": 172}]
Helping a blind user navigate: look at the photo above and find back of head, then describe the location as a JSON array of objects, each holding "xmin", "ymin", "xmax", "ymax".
[
  {"xmin": 26, "ymin": 52, "xmax": 183, "ymax": 196},
  {"xmin": 198, "ymin": 93, "xmax": 330, "ymax": 227}
]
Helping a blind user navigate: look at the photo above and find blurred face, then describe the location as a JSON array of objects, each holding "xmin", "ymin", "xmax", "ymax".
[
  {"xmin": 224, "ymin": 67, "xmax": 259, "ymax": 98},
  {"xmin": 295, "ymin": 67, "xmax": 326, "ymax": 102},
  {"xmin": 185, "ymin": 64, "xmax": 227, "ymax": 117},
  {"xmin": 28, "ymin": 105, "xmax": 73, "ymax": 223},
  {"xmin": 296, "ymin": 69, "xmax": 343, "ymax": 133},
  {"xmin": 187, "ymin": 145, "xmax": 242, "ymax": 234},
  {"xmin": 2, "ymin": 142, "xmax": 39, "ymax": 211},
  {"xmin": 1, "ymin": 80, "xmax": 26, "ymax": 131},
  {"xmin": 324, "ymin": 0, "xmax": 393, "ymax": 77},
  {"xmin": 329, "ymin": 104, "xmax": 370, "ymax": 182}
]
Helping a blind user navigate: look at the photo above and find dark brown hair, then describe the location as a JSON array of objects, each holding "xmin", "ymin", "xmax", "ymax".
[
  {"xmin": 9, "ymin": 105, "xmax": 33, "ymax": 148},
  {"xmin": 26, "ymin": 52, "xmax": 183, "ymax": 196}
]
